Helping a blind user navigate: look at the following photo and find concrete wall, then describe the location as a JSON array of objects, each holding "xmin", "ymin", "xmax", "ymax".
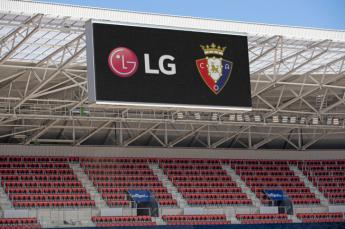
[{"xmin": 0, "ymin": 144, "xmax": 344, "ymax": 160}]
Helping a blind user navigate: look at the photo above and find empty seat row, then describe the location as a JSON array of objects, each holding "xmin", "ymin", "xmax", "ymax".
[
  {"xmin": 240, "ymin": 219, "xmax": 293, "ymax": 224},
  {"xmin": 308, "ymin": 176, "xmax": 345, "ymax": 182},
  {"xmin": 158, "ymin": 199, "xmax": 177, "ymax": 206},
  {"xmin": 233, "ymin": 165, "xmax": 290, "ymax": 171},
  {"xmin": 0, "ymin": 156, "xmax": 77, "ymax": 162},
  {"xmin": 296, "ymin": 212, "xmax": 345, "ymax": 223},
  {"xmin": 236, "ymin": 213, "xmax": 287, "ymax": 220},
  {"xmin": 174, "ymin": 181, "xmax": 237, "ymax": 187},
  {"xmin": 91, "ymin": 215, "xmax": 156, "ymax": 227},
  {"xmin": 303, "ymin": 170, "xmax": 345, "ymax": 176},
  {"xmin": 0, "ymin": 169, "xmax": 73, "ymax": 175},
  {"xmin": 239, "ymin": 171, "xmax": 295, "ymax": 176},
  {"xmin": 312, "ymin": 182, "xmax": 345, "ymax": 187},
  {"xmin": 164, "ymin": 170, "xmax": 227, "ymax": 176},
  {"xmin": 0, "ymin": 218, "xmax": 38, "ymax": 225},
  {"xmin": 298, "ymin": 160, "xmax": 345, "ymax": 165},
  {"xmin": 81, "ymin": 157, "xmax": 152, "ymax": 163},
  {"xmin": 292, "ymin": 198, "xmax": 321, "ymax": 205},
  {"xmin": 168, "ymin": 175, "xmax": 231, "ymax": 181},
  {"xmin": 98, "ymin": 187, "xmax": 168, "ymax": 194},
  {"xmin": 183, "ymin": 193, "xmax": 247, "ymax": 199},
  {"xmin": 224, "ymin": 159, "xmax": 289, "ymax": 165},
  {"xmin": 3, "ymin": 181, "xmax": 81, "ymax": 188},
  {"xmin": 0, "ymin": 163, "xmax": 69, "ymax": 169},
  {"xmin": 89, "ymin": 175, "xmax": 157, "ymax": 181},
  {"xmin": 5, "ymin": 187, "xmax": 86, "ymax": 194},
  {"xmin": 81, "ymin": 163, "xmax": 149, "ymax": 169},
  {"xmin": 299, "ymin": 166, "xmax": 345, "ymax": 172},
  {"xmin": 162, "ymin": 214, "xmax": 228, "ymax": 225},
  {"xmin": 179, "ymin": 187, "xmax": 242, "ymax": 194},
  {"xmin": 9, "ymin": 194, "xmax": 90, "ymax": 201},
  {"xmin": 91, "ymin": 215, "xmax": 151, "ymax": 223},
  {"xmin": 0, "ymin": 175, "xmax": 77, "ymax": 182},
  {"xmin": 94, "ymin": 181, "xmax": 162, "ymax": 187},
  {"xmin": 296, "ymin": 212, "xmax": 343, "ymax": 219},
  {"xmin": 187, "ymin": 199, "xmax": 252, "ymax": 205},
  {"xmin": 241, "ymin": 176, "xmax": 300, "ymax": 182},
  {"xmin": 252, "ymin": 187, "xmax": 311, "ymax": 193},
  {"xmin": 256, "ymin": 192, "xmax": 315, "ymax": 199},
  {"xmin": 160, "ymin": 164, "xmax": 223, "ymax": 170},
  {"xmin": 246, "ymin": 181, "xmax": 305, "ymax": 187},
  {"xmin": 95, "ymin": 222, "xmax": 156, "ymax": 227},
  {"xmin": 85, "ymin": 169, "xmax": 153, "ymax": 175},
  {"xmin": 159, "ymin": 159, "xmax": 220, "ymax": 164},
  {"xmin": 13, "ymin": 200, "xmax": 95, "ymax": 208},
  {"xmin": 319, "ymin": 187, "xmax": 345, "ymax": 193}
]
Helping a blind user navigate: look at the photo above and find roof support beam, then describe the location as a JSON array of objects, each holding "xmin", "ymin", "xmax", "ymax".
[
  {"xmin": 13, "ymin": 46, "xmax": 85, "ymax": 110},
  {"xmin": 211, "ymin": 126, "xmax": 250, "ymax": 148},
  {"xmin": 75, "ymin": 120, "xmax": 112, "ymax": 146},
  {"xmin": 123, "ymin": 123, "xmax": 161, "ymax": 146},
  {"xmin": 0, "ymin": 14, "xmax": 43, "ymax": 64},
  {"xmin": 302, "ymin": 130, "xmax": 329, "ymax": 150},
  {"xmin": 24, "ymin": 119, "xmax": 59, "ymax": 144},
  {"xmin": 169, "ymin": 124, "xmax": 207, "ymax": 147}
]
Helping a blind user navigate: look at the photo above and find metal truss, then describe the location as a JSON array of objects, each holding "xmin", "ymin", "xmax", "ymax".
[{"xmin": 0, "ymin": 12, "xmax": 345, "ymax": 150}]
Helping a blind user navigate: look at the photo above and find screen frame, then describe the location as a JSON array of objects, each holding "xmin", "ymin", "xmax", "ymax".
[{"xmin": 86, "ymin": 19, "xmax": 251, "ymax": 111}]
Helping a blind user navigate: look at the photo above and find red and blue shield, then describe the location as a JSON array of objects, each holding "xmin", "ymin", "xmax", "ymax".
[{"xmin": 196, "ymin": 58, "xmax": 233, "ymax": 94}]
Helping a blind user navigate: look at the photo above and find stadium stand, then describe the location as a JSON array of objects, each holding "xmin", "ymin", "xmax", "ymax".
[
  {"xmin": 298, "ymin": 160, "xmax": 345, "ymax": 204},
  {"xmin": 0, "ymin": 156, "xmax": 95, "ymax": 208},
  {"xmin": 0, "ymin": 217, "xmax": 41, "ymax": 229},
  {"xmin": 236, "ymin": 213, "xmax": 292, "ymax": 224},
  {"xmin": 296, "ymin": 212, "xmax": 345, "ymax": 223},
  {"xmin": 80, "ymin": 157, "xmax": 177, "ymax": 207},
  {"xmin": 91, "ymin": 216, "xmax": 156, "ymax": 227},
  {"xmin": 159, "ymin": 158, "xmax": 252, "ymax": 206},
  {"xmin": 1, "ymin": 155, "xmax": 345, "ymax": 227},
  {"xmin": 226, "ymin": 159, "xmax": 321, "ymax": 205},
  {"xmin": 162, "ymin": 214, "xmax": 229, "ymax": 225}
]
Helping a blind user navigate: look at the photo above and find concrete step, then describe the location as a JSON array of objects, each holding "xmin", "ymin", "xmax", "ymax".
[
  {"xmin": 222, "ymin": 164, "xmax": 261, "ymax": 208},
  {"xmin": 149, "ymin": 163, "xmax": 188, "ymax": 208},
  {"xmin": 152, "ymin": 216, "xmax": 166, "ymax": 225},
  {"xmin": 69, "ymin": 162, "xmax": 108, "ymax": 209},
  {"xmin": 0, "ymin": 184, "xmax": 12, "ymax": 210},
  {"xmin": 229, "ymin": 217, "xmax": 241, "ymax": 224},
  {"xmin": 35, "ymin": 208, "xmax": 96, "ymax": 228},
  {"xmin": 289, "ymin": 214, "xmax": 302, "ymax": 223},
  {"xmin": 289, "ymin": 165, "xmax": 329, "ymax": 206}
]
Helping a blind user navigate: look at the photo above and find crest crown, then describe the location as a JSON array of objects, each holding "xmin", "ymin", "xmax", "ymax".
[{"xmin": 200, "ymin": 43, "xmax": 226, "ymax": 56}]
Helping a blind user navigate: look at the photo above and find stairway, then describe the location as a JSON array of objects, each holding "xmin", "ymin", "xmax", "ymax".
[
  {"xmin": 289, "ymin": 214, "xmax": 302, "ymax": 223},
  {"xmin": 152, "ymin": 216, "xmax": 166, "ymax": 225},
  {"xmin": 149, "ymin": 163, "xmax": 188, "ymax": 208},
  {"xmin": 0, "ymin": 184, "xmax": 12, "ymax": 210},
  {"xmin": 289, "ymin": 165, "xmax": 329, "ymax": 206},
  {"xmin": 221, "ymin": 164, "xmax": 261, "ymax": 207},
  {"xmin": 69, "ymin": 162, "xmax": 108, "ymax": 209}
]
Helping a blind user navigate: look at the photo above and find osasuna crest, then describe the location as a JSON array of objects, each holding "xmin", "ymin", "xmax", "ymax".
[{"xmin": 196, "ymin": 43, "xmax": 233, "ymax": 94}]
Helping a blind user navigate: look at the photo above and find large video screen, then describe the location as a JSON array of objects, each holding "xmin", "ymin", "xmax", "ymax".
[{"xmin": 86, "ymin": 21, "xmax": 251, "ymax": 110}]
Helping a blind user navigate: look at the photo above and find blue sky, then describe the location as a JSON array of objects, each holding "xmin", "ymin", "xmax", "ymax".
[{"xmin": 42, "ymin": 0, "xmax": 345, "ymax": 30}]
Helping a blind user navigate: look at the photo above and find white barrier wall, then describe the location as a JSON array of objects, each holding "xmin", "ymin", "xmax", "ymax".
[
  {"xmin": 260, "ymin": 206, "xmax": 278, "ymax": 214},
  {"xmin": 3, "ymin": 209, "xmax": 29, "ymax": 218},
  {"xmin": 100, "ymin": 208, "xmax": 123, "ymax": 216},
  {"xmin": 329, "ymin": 205, "xmax": 345, "ymax": 213},
  {"xmin": 0, "ymin": 144, "xmax": 345, "ymax": 160}
]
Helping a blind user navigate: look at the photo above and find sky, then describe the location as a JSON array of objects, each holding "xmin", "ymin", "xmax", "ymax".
[{"xmin": 41, "ymin": 0, "xmax": 345, "ymax": 30}]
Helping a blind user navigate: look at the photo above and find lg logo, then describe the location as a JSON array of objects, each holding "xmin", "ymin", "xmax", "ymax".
[
  {"xmin": 108, "ymin": 47, "xmax": 138, "ymax": 78},
  {"xmin": 108, "ymin": 47, "xmax": 176, "ymax": 78}
]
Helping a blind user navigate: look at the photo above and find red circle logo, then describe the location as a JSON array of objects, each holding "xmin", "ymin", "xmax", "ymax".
[{"xmin": 108, "ymin": 47, "xmax": 139, "ymax": 78}]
